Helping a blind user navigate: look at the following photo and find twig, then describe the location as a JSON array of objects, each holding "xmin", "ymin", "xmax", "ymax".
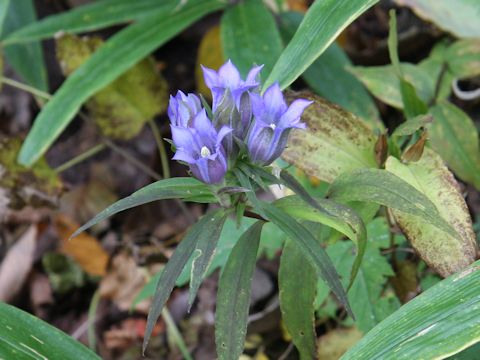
[
  {"xmin": 54, "ymin": 143, "xmax": 106, "ymax": 173},
  {"xmin": 148, "ymin": 120, "xmax": 171, "ymax": 179},
  {"xmin": 278, "ymin": 342, "xmax": 295, "ymax": 360}
]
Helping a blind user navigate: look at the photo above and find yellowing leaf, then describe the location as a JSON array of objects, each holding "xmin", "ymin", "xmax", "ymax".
[
  {"xmin": 55, "ymin": 214, "xmax": 109, "ymax": 277},
  {"xmin": 195, "ymin": 25, "xmax": 224, "ymax": 99},
  {"xmin": 385, "ymin": 149, "xmax": 477, "ymax": 277},
  {"xmin": 317, "ymin": 327, "xmax": 363, "ymax": 360},
  {"xmin": 282, "ymin": 91, "xmax": 378, "ymax": 183},
  {"xmin": 447, "ymin": 39, "xmax": 480, "ymax": 79},
  {"xmin": 0, "ymin": 137, "xmax": 62, "ymax": 210},
  {"xmin": 55, "ymin": 33, "xmax": 168, "ymax": 140}
]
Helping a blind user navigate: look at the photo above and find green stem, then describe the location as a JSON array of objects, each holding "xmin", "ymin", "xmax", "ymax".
[
  {"xmin": 54, "ymin": 143, "xmax": 106, "ymax": 173},
  {"xmin": 88, "ymin": 290, "xmax": 101, "ymax": 351},
  {"xmin": 148, "ymin": 120, "xmax": 171, "ymax": 179},
  {"xmin": 162, "ymin": 308, "xmax": 193, "ymax": 360},
  {"xmin": 0, "ymin": 76, "xmax": 51, "ymax": 100}
]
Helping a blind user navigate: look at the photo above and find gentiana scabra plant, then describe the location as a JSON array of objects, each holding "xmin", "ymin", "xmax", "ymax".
[{"xmin": 73, "ymin": 60, "xmax": 354, "ymax": 359}]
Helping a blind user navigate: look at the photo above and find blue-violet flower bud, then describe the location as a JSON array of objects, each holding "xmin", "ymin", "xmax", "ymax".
[
  {"xmin": 202, "ymin": 60, "xmax": 263, "ymax": 138},
  {"xmin": 167, "ymin": 90, "xmax": 202, "ymax": 128},
  {"xmin": 246, "ymin": 83, "xmax": 312, "ymax": 165},
  {"xmin": 170, "ymin": 109, "xmax": 232, "ymax": 184}
]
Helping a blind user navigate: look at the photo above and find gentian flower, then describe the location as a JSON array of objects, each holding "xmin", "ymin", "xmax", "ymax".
[
  {"xmin": 170, "ymin": 109, "xmax": 232, "ymax": 184},
  {"xmin": 246, "ymin": 83, "xmax": 312, "ymax": 165},
  {"xmin": 168, "ymin": 90, "xmax": 202, "ymax": 128},
  {"xmin": 202, "ymin": 60, "xmax": 263, "ymax": 139}
]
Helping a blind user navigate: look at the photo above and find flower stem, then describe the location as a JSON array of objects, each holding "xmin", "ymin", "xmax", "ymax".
[
  {"xmin": 148, "ymin": 120, "xmax": 171, "ymax": 179},
  {"xmin": 0, "ymin": 76, "xmax": 51, "ymax": 100},
  {"xmin": 54, "ymin": 143, "xmax": 106, "ymax": 173}
]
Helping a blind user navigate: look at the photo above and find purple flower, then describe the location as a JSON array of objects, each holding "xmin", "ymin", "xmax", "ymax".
[
  {"xmin": 202, "ymin": 60, "xmax": 263, "ymax": 138},
  {"xmin": 246, "ymin": 83, "xmax": 312, "ymax": 165},
  {"xmin": 171, "ymin": 109, "xmax": 232, "ymax": 184},
  {"xmin": 168, "ymin": 90, "xmax": 202, "ymax": 128}
]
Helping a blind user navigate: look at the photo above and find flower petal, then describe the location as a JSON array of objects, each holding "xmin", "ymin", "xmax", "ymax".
[
  {"xmin": 218, "ymin": 60, "xmax": 241, "ymax": 87},
  {"xmin": 263, "ymin": 82, "xmax": 287, "ymax": 120},
  {"xmin": 279, "ymin": 99, "xmax": 312, "ymax": 128}
]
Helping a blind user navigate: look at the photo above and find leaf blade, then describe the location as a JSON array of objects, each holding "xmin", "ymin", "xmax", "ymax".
[
  {"xmin": 71, "ymin": 177, "xmax": 214, "ymax": 239},
  {"xmin": 215, "ymin": 221, "xmax": 264, "ymax": 360},
  {"xmin": 264, "ymin": 0, "xmax": 379, "ymax": 90}
]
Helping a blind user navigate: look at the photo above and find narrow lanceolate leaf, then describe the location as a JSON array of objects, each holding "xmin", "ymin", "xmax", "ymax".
[
  {"xmin": 275, "ymin": 195, "xmax": 367, "ymax": 288},
  {"xmin": 3, "ymin": 0, "xmax": 173, "ymax": 44},
  {"xmin": 264, "ymin": 0, "xmax": 378, "ymax": 90},
  {"xmin": 18, "ymin": 0, "xmax": 225, "ymax": 166},
  {"xmin": 260, "ymin": 201, "xmax": 353, "ymax": 318},
  {"xmin": 279, "ymin": 11, "xmax": 382, "ymax": 129},
  {"xmin": 0, "ymin": 0, "xmax": 10, "ymax": 34},
  {"xmin": 392, "ymin": 114, "xmax": 432, "ymax": 137},
  {"xmin": 215, "ymin": 221, "xmax": 264, "ymax": 360},
  {"xmin": 2, "ymin": 0, "xmax": 48, "ymax": 91},
  {"xmin": 281, "ymin": 91, "xmax": 378, "ymax": 183},
  {"xmin": 387, "ymin": 10, "xmax": 427, "ymax": 118},
  {"xmin": 220, "ymin": 0, "xmax": 283, "ymax": 80},
  {"xmin": 394, "ymin": 0, "xmax": 480, "ymax": 38},
  {"xmin": 428, "ymin": 101, "xmax": 480, "ymax": 190},
  {"xmin": 385, "ymin": 150, "xmax": 477, "ymax": 277},
  {"xmin": 279, "ymin": 240, "xmax": 317, "ymax": 360},
  {"xmin": 187, "ymin": 210, "xmax": 229, "ymax": 309},
  {"xmin": 71, "ymin": 178, "xmax": 214, "ymax": 238},
  {"xmin": 341, "ymin": 260, "xmax": 480, "ymax": 360},
  {"xmin": 327, "ymin": 168, "xmax": 458, "ymax": 239},
  {"xmin": 0, "ymin": 302, "xmax": 101, "ymax": 359},
  {"xmin": 143, "ymin": 209, "xmax": 226, "ymax": 353}
]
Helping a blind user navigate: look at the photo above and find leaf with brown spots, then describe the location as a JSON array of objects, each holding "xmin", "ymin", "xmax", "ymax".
[
  {"xmin": 386, "ymin": 149, "xmax": 477, "ymax": 277},
  {"xmin": 282, "ymin": 91, "xmax": 378, "ymax": 184}
]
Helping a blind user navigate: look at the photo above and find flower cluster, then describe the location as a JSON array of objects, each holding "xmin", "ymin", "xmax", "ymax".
[{"xmin": 167, "ymin": 60, "xmax": 312, "ymax": 184}]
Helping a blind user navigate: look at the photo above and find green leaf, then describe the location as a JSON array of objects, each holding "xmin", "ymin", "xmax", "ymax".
[
  {"xmin": 395, "ymin": 0, "xmax": 480, "ymax": 38},
  {"xmin": 278, "ymin": 11, "xmax": 382, "ymax": 129},
  {"xmin": 327, "ymin": 168, "xmax": 458, "ymax": 239},
  {"xmin": 428, "ymin": 101, "xmax": 480, "ymax": 190},
  {"xmin": 279, "ymin": 240, "xmax": 317, "ymax": 360},
  {"xmin": 3, "ymin": 0, "xmax": 172, "ymax": 44},
  {"xmin": 0, "ymin": 0, "xmax": 10, "ymax": 35},
  {"xmin": 215, "ymin": 221, "xmax": 264, "ymax": 360},
  {"xmin": 2, "ymin": 0, "xmax": 48, "ymax": 91},
  {"xmin": 220, "ymin": 0, "xmax": 283, "ymax": 79},
  {"xmin": 187, "ymin": 209, "xmax": 229, "ymax": 309},
  {"xmin": 17, "ymin": 0, "xmax": 225, "ymax": 166},
  {"xmin": 0, "ymin": 302, "xmax": 101, "ymax": 359},
  {"xmin": 71, "ymin": 177, "xmax": 214, "ymax": 238},
  {"xmin": 341, "ymin": 260, "xmax": 480, "ymax": 359},
  {"xmin": 392, "ymin": 114, "xmax": 432, "ymax": 137},
  {"xmin": 317, "ymin": 240, "xmax": 398, "ymax": 333},
  {"xmin": 143, "ymin": 209, "xmax": 227, "ymax": 353},
  {"xmin": 260, "ymin": 201, "xmax": 353, "ymax": 318},
  {"xmin": 264, "ymin": 0, "xmax": 379, "ymax": 90},
  {"xmin": 446, "ymin": 39, "xmax": 480, "ymax": 79},
  {"xmin": 385, "ymin": 150, "xmax": 477, "ymax": 277},
  {"xmin": 275, "ymin": 195, "xmax": 366, "ymax": 289},
  {"xmin": 349, "ymin": 64, "xmax": 435, "ymax": 109},
  {"xmin": 281, "ymin": 91, "xmax": 378, "ymax": 184}
]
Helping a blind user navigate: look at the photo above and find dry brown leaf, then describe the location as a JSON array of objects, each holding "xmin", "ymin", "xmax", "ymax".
[
  {"xmin": 317, "ymin": 327, "xmax": 363, "ymax": 360},
  {"xmin": 55, "ymin": 214, "xmax": 109, "ymax": 276},
  {"xmin": 0, "ymin": 225, "xmax": 37, "ymax": 301}
]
